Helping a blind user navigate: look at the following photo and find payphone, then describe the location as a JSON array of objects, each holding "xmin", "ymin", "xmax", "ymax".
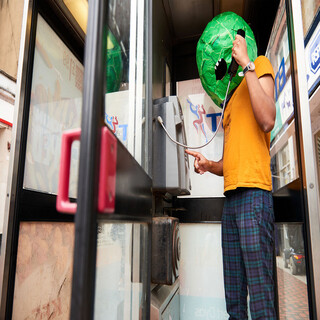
[{"xmin": 152, "ymin": 96, "xmax": 191, "ymax": 196}]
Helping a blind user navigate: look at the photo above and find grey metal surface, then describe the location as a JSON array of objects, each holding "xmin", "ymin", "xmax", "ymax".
[
  {"xmin": 152, "ymin": 0, "xmax": 173, "ymax": 100},
  {"xmin": 153, "ymin": 96, "xmax": 191, "ymax": 195},
  {"xmin": 151, "ymin": 217, "xmax": 180, "ymax": 285},
  {"xmin": 113, "ymin": 140, "xmax": 153, "ymax": 217},
  {"xmin": 172, "ymin": 197, "xmax": 225, "ymax": 222},
  {"xmin": 150, "ymin": 279, "xmax": 180, "ymax": 319},
  {"xmin": 286, "ymin": 0, "xmax": 320, "ymax": 317},
  {"xmin": 146, "ymin": 0, "xmax": 153, "ymax": 175}
]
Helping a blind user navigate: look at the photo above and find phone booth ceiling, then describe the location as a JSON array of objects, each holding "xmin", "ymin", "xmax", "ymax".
[{"xmin": 163, "ymin": 0, "xmax": 280, "ymax": 55}]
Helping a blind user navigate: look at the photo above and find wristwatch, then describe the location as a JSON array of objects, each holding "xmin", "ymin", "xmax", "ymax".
[{"xmin": 239, "ymin": 61, "xmax": 255, "ymax": 76}]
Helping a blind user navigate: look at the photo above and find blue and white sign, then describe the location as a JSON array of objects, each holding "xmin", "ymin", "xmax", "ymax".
[
  {"xmin": 310, "ymin": 28, "xmax": 320, "ymax": 74},
  {"xmin": 306, "ymin": 20, "xmax": 320, "ymax": 94}
]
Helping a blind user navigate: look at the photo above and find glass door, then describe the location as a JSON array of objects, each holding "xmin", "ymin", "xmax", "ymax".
[
  {"xmin": 266, "ymin": 0, "xmax": 320, "ymax": 318},
  {"xmin": 0, "ymin": 0, "xmax": 152, "ymax": 319}
]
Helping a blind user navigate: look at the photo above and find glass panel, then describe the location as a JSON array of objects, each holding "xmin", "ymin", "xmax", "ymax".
[
  {"xmin": 64, "ymin": 0, "xmax": 149, "ymax": 170},
  {"xmin": 179, "ymin": 224, "xmax": 227, "ymax": 318},
  {"xmin": 275, "ymin": 223, "xmax": 309, "ymax": 319},
  {"xmin": 23, "ymin": 14, "xmax": 83, "ymax": 196},
  {"xmin": 12, "ymin": 221, "xmax": 150, "ymax": 320},
  {"xmin": 270, "ymin": 123, "xmax": 299, "ymax": 190},
  {"xmin": 266, "ymin": 0, "xmax": 299, "ymax": 192},
  {"xmin": 23, "ymin": 0, "xmax": 151, "ymax": 193},
  {"xmin": 95, "ymin": 222, "xmax": 149, "ymax": 319},
  {"xmin": 104, "ymin": 0, "xmax": 149, "ymax": 170}
]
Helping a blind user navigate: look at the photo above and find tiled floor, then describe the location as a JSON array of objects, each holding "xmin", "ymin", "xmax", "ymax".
[{"xmin": 277, "ymin": 267, "xmax": 309, "ymax": 319}]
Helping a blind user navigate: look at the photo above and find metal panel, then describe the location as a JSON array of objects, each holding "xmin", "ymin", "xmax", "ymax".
[
  {"xmin": 286, "ymin": 0, "xmax": 320, "ymax": 317},
  {"xmin": 151, "ymin": 217, "xmax": 180, "ymax": 285},
  {"xmin": 172, "ymin": 197, "xmax": 225, "ymax": 222},
  {"xmin": 113, "ymin": 140, "xmax": 152, "ymax": 218},
  {"xmin": 146, "ymin": 0, "xmax": 153, "ymax": 175},
  {"xmin": 153, "ymin": 96, "xmax": 191, "ymax": 195},
  {"xmin": 150, "ymin": 280, "xmax": 180, "ymax": 319},
  {"xmin": 152, "ymin": 0, "xmax": 173, "ymax": 100}
]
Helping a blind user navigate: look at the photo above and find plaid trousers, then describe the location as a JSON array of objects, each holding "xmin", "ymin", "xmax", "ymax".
[{"xmin": 222, "ymin": 188, "xmax": 276, "ymax": 320}]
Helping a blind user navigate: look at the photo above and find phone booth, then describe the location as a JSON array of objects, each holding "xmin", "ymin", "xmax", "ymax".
[{"xmin": 0, "ymin": 0, "xmax": 320, "ymax": 319}]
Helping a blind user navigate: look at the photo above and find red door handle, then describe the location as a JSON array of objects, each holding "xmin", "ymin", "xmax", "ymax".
[
  {"xmin": 98, "ymin": 126, "xmax": 117, "ymax": 213},
  {"xmin": 56, "ymin": 129, "xmax": 80, "ymax": 214},
  {"xmin": 56, "ymin": 127, "xmax": 117, "ymax": 214}
]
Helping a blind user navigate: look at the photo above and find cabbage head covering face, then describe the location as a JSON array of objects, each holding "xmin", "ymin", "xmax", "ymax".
[{"xmin": 196, "ymin": 12, "xmax": 257, "ymax": 108}]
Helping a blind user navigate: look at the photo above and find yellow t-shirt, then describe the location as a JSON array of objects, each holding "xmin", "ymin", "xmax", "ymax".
[{"xmin": 222, "ymin": 56, "xmax": 275, "ymax": 193}]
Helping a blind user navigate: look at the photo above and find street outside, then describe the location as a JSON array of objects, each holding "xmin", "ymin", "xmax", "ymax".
[
  {"xmin": 276, "ymin": 256, "xmax": 307, "ymax": 284},
  {"xmin": 276, "ymin": 256, "xmax": 309, "ymax": 319}
]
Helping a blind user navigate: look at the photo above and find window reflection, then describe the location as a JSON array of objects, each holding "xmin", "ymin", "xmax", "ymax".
[
  {"xmin": 95, "ymin": 223, "xmax": 149, "ymax": 319},
  {"xmin": 63, "ymin": 0, "xmax": 149, "ymax": 170},
  {"xmin": 266, "ymin": 0, "xmax": 298, "ymax": 192},
  {"xmin": 104, "ymin": 0, "xmax": 148, "ymax": 170},
  {"xmin": 275, "ymin": 223, "xmax": 309, "ymax": 319},
  {"xmin": 271, "ymin": 125, "xmax": 298, "ymax": 190}
]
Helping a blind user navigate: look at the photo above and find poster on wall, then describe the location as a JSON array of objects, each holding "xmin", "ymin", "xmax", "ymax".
[
  {"xmin": 23, "ymin": 15, "xmax": 83, "ymax": 197},
  {"xmin": 105, "ymin": 91, "xmax": 129, "ymax": 149},
  {"xmin": 177, "ymin": 79, "xmax": 224, "ymax": 197}
]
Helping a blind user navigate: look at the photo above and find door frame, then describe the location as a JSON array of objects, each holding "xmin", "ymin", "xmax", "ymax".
[{"xmin": 285, "ymin": 0, "xmax": 320, "ymax": 317}]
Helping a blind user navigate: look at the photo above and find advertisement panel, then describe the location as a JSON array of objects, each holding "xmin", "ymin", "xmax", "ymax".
[
  {"xmin": 305, "ymin": 12, "xmax": 320, "ymax": 96},
  {"xmin": 23, "ymin": 15, "xmax": 83, "ymax": 197},
  {"xmin": 177, "ymin": 79, "xmax": 224, "ymax": 197}
]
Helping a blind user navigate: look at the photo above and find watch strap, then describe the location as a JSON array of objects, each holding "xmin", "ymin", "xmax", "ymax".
[{"xmin": 238, "ymin": 61, "xmax": 254, "ymax": 77}]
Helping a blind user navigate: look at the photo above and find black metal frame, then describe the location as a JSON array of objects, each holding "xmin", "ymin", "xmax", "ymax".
[{"xmin": 69, "ymin": 0, "xmax": 107, "ymax": 317}]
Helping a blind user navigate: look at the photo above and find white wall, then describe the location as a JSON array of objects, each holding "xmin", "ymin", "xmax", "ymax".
[{"xmin": 179, "ymin": 223, "xmax": 228, "ymax": 320}]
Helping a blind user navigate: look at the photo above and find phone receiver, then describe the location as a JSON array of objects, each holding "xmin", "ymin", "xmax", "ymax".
[{"xmin": 228, "ymin": 29, "xmax": 245, "ymax": 78}]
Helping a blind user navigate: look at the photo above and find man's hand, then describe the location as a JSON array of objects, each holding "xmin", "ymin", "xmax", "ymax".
[
  {"xmin": 232, "ymin": 35, "xmax": 276, "ymax": 133},
  {"xmin": 185, "ymin": 150, "xmax": 209, "ymax": 175},
  {"xmin": 232, "ymin": 34, "xmax": 250, "ymax": 69}
]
